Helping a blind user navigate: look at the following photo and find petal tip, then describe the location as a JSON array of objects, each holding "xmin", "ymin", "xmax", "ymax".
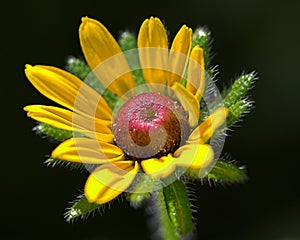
[
  {"xmin": 81, "ymin": 16, "xmax": 89, "ymax": 23},
  {"xmin": 25, "ymin": 64, "xmax": 33, "ymax": 72},
  {"xmin": 148, "ymin": 16, "xmax": 163, "ymax": 26},
  {"xmin": 149, "ymin": 16, "xmax": 157, "ymax": 21},
  {"xmin": 181, "ymin": 24, "xmax": 192, "ymax": 32},
  {"xmin": 24, "ymin": 64, "xmax": 34, "ymax": 77},
  {"xmin": 23, "ymin": 105, "xmax": 30, "ymax": 112}
]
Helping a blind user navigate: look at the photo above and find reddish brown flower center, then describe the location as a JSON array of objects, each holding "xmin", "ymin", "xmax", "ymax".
[{"xmin": 112, "ymin": 93, "xmax": 190, "ymax": 160}]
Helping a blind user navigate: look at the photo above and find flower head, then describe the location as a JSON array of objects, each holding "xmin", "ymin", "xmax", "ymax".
[{"xmin": 24, "ymin": 17, "xmax": 228, "ymax": 205}]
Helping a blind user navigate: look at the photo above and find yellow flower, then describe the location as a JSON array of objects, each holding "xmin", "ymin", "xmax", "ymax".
[{"xmin": 24, "ymin": 17, "xmax": 228, "ymax": 204}]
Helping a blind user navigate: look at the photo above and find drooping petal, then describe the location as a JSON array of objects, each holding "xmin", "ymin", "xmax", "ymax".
[
  {"xmin": 168, "ymin": 25, "xmax": 192, "ymax": 86},
  {"xmin": 141, "ymin": 155, "xmax": 175, "ymax": 179},
  {"xmin": 85, "ymin": 161, "xmax": 139, "ymax": 204},
  {"xmin": 174, "ymin": 143, "xmax": 214, "ymax": 169},
  {"xmin": 79, "ymin": 17, "xmax": 135, "ymax": 97},
  {"xmin": 24, "ymin": 105, "xmax": 114, "ymax": 142},
  {"xmin": 188, "ymin": 107, "xmax": 228, "ymax": 144},
  {"xmin": 186, "ymin": 46, "xmax": 205, "ymax": 101},
  {"xmin": 171, "ymin": 82, "xmax": 200, "ymax": 127},
  {"xmin": 51, "ymin": 138, "xmax": 124, "ymax": 164},
  {"xmin": 25, "ymin": 65, "xmax": 112, "ymax": 122},
  {"xmin": 142, "ymin": 144, "xmax": 213, "ymax": 179},
  {"xmin": 137, "ymin": 17, "xmax": 168, "ymax": 87}
]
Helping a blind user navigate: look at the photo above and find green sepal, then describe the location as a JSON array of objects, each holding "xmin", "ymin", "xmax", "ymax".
[
  {"xmin": 185, "ymin": 160, "xmax": 247, "ymax": 183},
  {"xmin": 206, "ymin": 160, "xmax": 247, "ymax": 183},
  {"xmin": 156, "ymin": 189, "xmax": 181, "ymax": 240},
  {"xmin": 119, "ymin": 31, "xmax": 137, "ymax": 52},
  {"xmin": 66, "ymin": 56, "xmax": 119, "ymax": 109},
  {"xmin": 227, "ymin": 99, "xmax": 252, "ymax": 126},
  {"xmin": 163, "ymin": 180, "xmax": 194, "ymax": 236},
  {"xmin": 45, "ymin": 157, "xmax": 87, "ymax": 172},
  {"xmin": 128, "ymin": 174, "xmax": 158, "ymax": 208},
  {"xmin": 223, "ymin": 73, "xmax": 256, "ymax": 108},
  {"xmin": 65, "ymin": 194, "xmax": 102, "ymax": 222},
  {"xmin": 118, "ymin": 31, "xmax": 147, "ymax": 91},
  {"xmin": 192, "ymin": 27, "xmax": 211, "ymax": 69},
  {"xmin": 66, "ymin": 56, "xmax": 91, "ymax": 80},
  {"xmin": 34, "ymin": 123, "xmax": 73, "ymax": 142},
  {"xmin": 155, "ymin": 180, "xmax": 193, "ymax": 239}
]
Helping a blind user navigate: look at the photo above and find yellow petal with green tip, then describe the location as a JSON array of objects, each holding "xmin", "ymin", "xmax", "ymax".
[
  {"xmin": 168, "ymin": 25, "xmax": 192, "ymax": 86},
  {"xmin": 188, "ymin": 107, "xmax": 228, "ymax": 144},
  {"xmin": 85, "ymin": 161, "xmax": 139, "ymax": 204},
  {"xmin": 79, "ymin": 17, "xmax": 135, "ymax": 97}
]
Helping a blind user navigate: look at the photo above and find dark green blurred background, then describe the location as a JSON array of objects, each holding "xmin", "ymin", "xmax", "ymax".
[{"xmin": 1, "ymin": 0, "xmax": 300, "ymax": 239}]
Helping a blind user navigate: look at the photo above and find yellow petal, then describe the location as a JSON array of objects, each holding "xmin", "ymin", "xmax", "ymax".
[
  {"xmin": 141, "ymin": 155, "xmax": 175, "ymax": 179},
  {"xmin": 25, "ymin": 65, "xmax": 112, "ymax": 122},
  {"xmin": 79, "ymin": 17, "xmax": 135, "ymax": 97},
  {"xmin": 52, "ymin": 138, "xmax": 124, "ymax": 164},
  {"xmin": 188, "ymin": 107, "xmax": 228, "ymax": 144},
  {"xmin": 168, "ymin": 25, "xmax": 192, "ymax": 86},
  {"xmin": 186, "ymin": 46, "xmax": 205, "ymax": 101},
  {"xmin": 85, "ymin": 161, "xmax": 139, "ymax": 204},
  {"xmin": 137, "ymin": 17, "xmax": 168, "ymax": 87},
  {"xmin": 171, "ymin": 82, "xmax": 200, "ymax": 127},
  {"xmin": 24, "ymin": 105, "xmax": 114, "ymax": 142},
  {"xmin": 174, "ymin": 143, "xmax": 214, "ymax": 169}
]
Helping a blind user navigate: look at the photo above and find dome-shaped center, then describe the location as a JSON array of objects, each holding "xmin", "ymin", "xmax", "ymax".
[{"xmin": 112, "ymin": 93, "xmax": 190, "ymax": 160}]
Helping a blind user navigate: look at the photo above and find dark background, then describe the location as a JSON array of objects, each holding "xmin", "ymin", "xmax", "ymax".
[{"xmin": 2, "ymin": 0, "xmax": 300, "ymax": 239}]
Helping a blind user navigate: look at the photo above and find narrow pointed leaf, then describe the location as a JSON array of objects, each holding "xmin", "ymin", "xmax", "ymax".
[
  {"xmin": 223, "ymin": 73, "xmax": 256, "ymax": 108},
  {"xmin": 206, "ymin": 160, "xmax": 247, "ymax": 183},
  {"xmin": 34, "ymin": 123, "xmax": 73, "ymax": 141},
  {"xmin": 45, "ymin": 157, "xmax": 89, "ymax": 172},
  {"xmin": 163, "ymin": 180, "xmax": 193, "ymax": 236},
  {"xmin": 186, "ymin": 160, "xmax": 247, "ymax": 183},
  {"xmin": 227, "ymin": 99, "xmax": 252, "ymax": 126},
  {"xmin": 156, "ymin": 189, "xmax": 181, "ymax": 240},
  {"xmin": 65, "ymin": 195, "xmax": 102, "ymax": 222}
]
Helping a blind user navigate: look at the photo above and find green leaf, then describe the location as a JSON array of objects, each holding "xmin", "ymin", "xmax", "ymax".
[
  {"xmin": 227, "ymin": 99, "xmax": 252, "ymax": 127},
  {"xmin": 192, "ymin": 27, "xmax": 211, "ymax": 69},
  {"xmin": 65, "ymin": 194, "xmax": 102, "ymax": 222},
  {"xmin": 206, "ymin": 160, "xmax": 247, "ymax": 183},
  {"xmin": 34, "ymin": 123, "xmax": 72, "ymax": 141},
  {"xmin": 223, "ymin": 73, "xmax": 256, "ymax": 108}
]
